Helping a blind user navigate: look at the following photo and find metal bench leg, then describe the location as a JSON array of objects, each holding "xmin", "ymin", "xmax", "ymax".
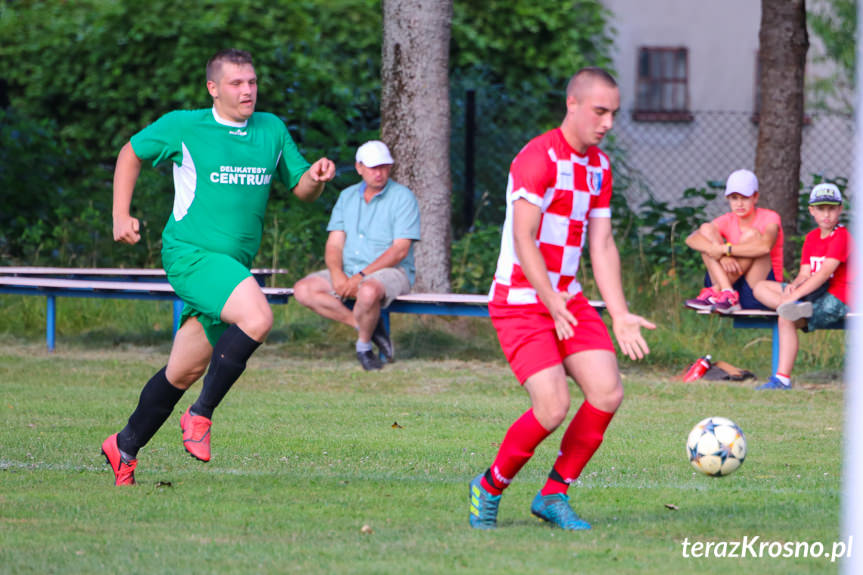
[
  {"xmin": 771, "ymin": 321, "xmax": 779, "ymax": 375},
  {"xmin": 380, "ymin": 309, "xmax": 391, "ymax": 362},
  {"xmin": 46, "ymin": 295, "xmax": 56, "ymax": 352},
  {"xmin": 173, "ymin": 299, "xmax": 184, "ymax": 336}
]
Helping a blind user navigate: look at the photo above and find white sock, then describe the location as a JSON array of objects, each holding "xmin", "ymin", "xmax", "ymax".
[
  {"xmin": 356, "ymin": 340, "xmax": 373, "ymax": 353},
  {"xmin": 774, "ymin": 373, "xmax": 791, "ymax": 386}
]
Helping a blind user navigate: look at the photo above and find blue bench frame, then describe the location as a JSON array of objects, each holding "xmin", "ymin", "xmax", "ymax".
[
  {"xmin": 700, "ymin": 309, "xmax": 853, "ymax": 374},
  {"xmin": 1, "ymin": 268, "xmax": 607, "ymax": 353},
  {"xmin": 0, "ymin": 269, "xmax": 288, "ymax": 351}
]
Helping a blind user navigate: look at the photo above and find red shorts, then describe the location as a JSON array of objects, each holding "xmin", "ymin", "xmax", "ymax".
[{"xmin": 489, "ymin": 293, "xmax": 614, "ymax": 384}]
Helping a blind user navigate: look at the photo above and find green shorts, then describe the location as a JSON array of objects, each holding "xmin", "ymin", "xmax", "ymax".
[
  {"xmin": 163, "ymin": 245, "xmax": 252, "ymax": 346},
  {"xmin": 806, "ymin": 292, "xmax": 849, "ymax": 332}
]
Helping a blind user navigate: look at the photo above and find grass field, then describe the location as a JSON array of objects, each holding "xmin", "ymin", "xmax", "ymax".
[{"xmin": 0, "ymin": 336, "xmax": 845, "ymax": 574}]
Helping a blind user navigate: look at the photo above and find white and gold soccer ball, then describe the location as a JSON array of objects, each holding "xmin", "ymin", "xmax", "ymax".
[{"xmin": 686, "ymin": 417, "xmax": 747, "ymax": 477}]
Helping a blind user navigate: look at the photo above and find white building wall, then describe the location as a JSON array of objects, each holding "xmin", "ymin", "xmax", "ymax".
[{"xmin": 601, "ymin": 0, "xmax": 853, "ymax": 215}]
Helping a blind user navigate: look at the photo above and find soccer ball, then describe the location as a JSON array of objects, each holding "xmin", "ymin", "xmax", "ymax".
[{"xmin": 686, "ymin": 417, "xmax": 747, "ymax": 477}]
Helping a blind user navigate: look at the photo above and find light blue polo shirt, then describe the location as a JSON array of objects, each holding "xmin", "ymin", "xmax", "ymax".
[{"xmin": 327, "ymin": 179, "xmax": 421, "ymax": 285}]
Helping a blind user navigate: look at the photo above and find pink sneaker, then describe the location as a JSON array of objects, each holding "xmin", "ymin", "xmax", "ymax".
[
  {"xmin": 713, "ymin": 290, "xmax": 741, "ymax": 314},
  {"xmin": 685, "ymin": 287, "xmax": 719, "ymax": 311}
]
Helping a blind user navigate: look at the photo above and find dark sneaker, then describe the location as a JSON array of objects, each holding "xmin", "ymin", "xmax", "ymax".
[
  {"xmin": 685, "ymin": 287, "xmax": 719, "ymax": 311},
  {"xmin": 777, "ymin": 301, "xmax": 813, "ymax": 322},
  {"xmin": 371, "ymin": 318, "xmax": 394, "ymax": 362},
  {"xmin": 756, "ymin": 375, "xmax": 792, "ymax": 390},
  {"xmin": 530, "ymin": 492, "xmax": 591, "ymax": 530},
  {"xmin": 713, "ymin": 290, "xmax": 741, "ymax": 315},
  {"xmin": 469, "ymin": 474, "xmax": 501, "ymax": 529},
  {"xmin": 357, "ymin": 349, "xmax": 383, "ymax": 371},
  {"xmin": 101, "ymin": 433, "xmax": 137, "ymax": 486},
  {"xmin": 180, "ymin": 407, "xmax": 212, "ymax": 462}
]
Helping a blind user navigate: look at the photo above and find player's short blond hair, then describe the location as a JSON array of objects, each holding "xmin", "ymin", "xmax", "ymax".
[{"xmin": 206, "ymin": 49, "xmax": 254, "ymax": 83}]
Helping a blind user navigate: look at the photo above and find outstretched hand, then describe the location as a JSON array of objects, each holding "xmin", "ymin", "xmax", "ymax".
[
  {"xmin": 309, "ymin": 158, "xmax": 336, "ymax": 182},
  {"xmin": 611, "ymin": 313, "xmax": 656, "ymax": 361},
  {"xmin": 113, "ymin": 215, "xmax": 141, "ymax": 245}
]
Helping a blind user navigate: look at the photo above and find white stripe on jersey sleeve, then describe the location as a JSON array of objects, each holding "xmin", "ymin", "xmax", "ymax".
[
  {"xmin": 172, "ymin": 142, "xmax": 197, "ymax": 221},
  {"xmin": 590, "ymin": 207, "xmax": 612, "ymax": 218}
]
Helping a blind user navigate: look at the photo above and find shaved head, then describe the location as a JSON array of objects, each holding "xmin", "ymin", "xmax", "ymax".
[{"xmin": 566, "ymin": 67, "xmax": 618, "ymax": 102}]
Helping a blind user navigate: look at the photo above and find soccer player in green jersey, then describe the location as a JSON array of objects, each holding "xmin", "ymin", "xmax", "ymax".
[{"xmin": 101, "ymin": 49, "xmax": 335, "ymax": 485}]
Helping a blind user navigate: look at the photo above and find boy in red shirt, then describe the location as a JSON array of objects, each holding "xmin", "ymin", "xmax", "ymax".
[
  {"xmin": 469, "ymin": 68, "xmax": 654, "ymax": 531},
  {"xmin": 684, "ymin": 169, "xmax": 784, "ymax": 313},
  {"xmin": 753, "ymin": 183, "xmax": 854, "ymax": 389}
]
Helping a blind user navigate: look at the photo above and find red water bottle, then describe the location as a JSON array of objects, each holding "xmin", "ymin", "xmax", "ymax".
[{"xmin": 683, "ymin": 355, "xmax": 712, "ymax": 382}]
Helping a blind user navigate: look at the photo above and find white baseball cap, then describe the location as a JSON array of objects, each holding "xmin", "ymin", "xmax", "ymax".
[
  {"xmin": 355, "ymin": 140, "xmax": 394, "ymax": 167},
  {"xmin": 724, "ymin": 169, "xmax": 759, "ymax": 197},
  {"xmin": 809, "ymin": 183, "xmax": 843, "ymax": 205}
]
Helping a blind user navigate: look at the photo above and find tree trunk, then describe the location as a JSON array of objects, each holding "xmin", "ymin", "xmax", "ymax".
[
  {"xmin": 755, "ymin": 0, "xmax": 809, "ymax": 272},
  {"xmin": 381, "ymin": 0, "xmax": 453, "ymax": 292}
]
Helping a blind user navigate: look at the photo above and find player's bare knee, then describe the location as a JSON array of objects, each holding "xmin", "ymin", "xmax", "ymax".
[
  {"xmin": 536, "ymin": 399, "xmax": 570, "ymax": 430},
  {"xmin": 165, "ymin": 368, "xmax": 202, "ymax": 390},
  {"xmin": 589, "ymin": 381, "xmax": 623, "ymax": 413},
  {"xmin": 240, "ymin": 306, "xmax": 272, "ymax": 341}
]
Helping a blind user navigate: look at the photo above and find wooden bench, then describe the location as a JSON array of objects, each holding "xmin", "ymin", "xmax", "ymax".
[
  {"xmin": 697, "ymin": 308, "xmax": 858, "ymax": 374},
  {"xmin": 1, "ymin": 267, "xmax": 606, "ymax": 352}
]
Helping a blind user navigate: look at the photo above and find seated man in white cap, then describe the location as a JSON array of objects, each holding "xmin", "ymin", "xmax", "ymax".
[
  {"xmin": 293, "ymin": 140, "xmax": 421, "ymax": 370},
  {"xmin": 684, "ymin": 168, "xmax": 784, "ymax": 314}
]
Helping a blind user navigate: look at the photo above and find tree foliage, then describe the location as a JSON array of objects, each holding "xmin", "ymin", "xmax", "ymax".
[
  {"xmin": 449, "ymin": 0, "xmax": 613, "ymax": 233},
  {"xmin": 0, "ymin": 0, "xmax": 613, "ymax": 275},
  {"xmin": 0, "ymin": 0, "xmax": 382, "ymax": 268},
  {"xmin": 807, "ymin": 0, "xmax": 856, "ymax": 113}
]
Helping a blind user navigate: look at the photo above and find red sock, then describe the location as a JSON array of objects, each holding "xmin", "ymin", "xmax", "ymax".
[
  {"xmin": 480, "ymin": 409, "xmax": 552, "ymax": 495},
  {"xmin": 541, "ymin": 401, "xmax": 614, "ymax": 496}
]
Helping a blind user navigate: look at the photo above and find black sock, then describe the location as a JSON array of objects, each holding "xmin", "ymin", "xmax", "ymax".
[
  {"xmin": 117, "ymin": 367, "xmax": 185, "ymax": 458},
  {"xmin": 484, "ymin": 468, "xmax": 505, "ymax": 492},
  {"xmin": 190, "ymin": 324, "xmax": 261, "ymax": 419}
]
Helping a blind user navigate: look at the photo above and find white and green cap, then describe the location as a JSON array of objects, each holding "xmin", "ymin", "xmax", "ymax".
[{"xmin": 808, "ymin": 183, "xmax": 843, "ymax": 206}]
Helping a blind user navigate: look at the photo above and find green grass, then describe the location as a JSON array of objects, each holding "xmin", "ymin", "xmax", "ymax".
[{"xmin": 0, "ymin": 341, "xmax": 844, "ymax": 574}]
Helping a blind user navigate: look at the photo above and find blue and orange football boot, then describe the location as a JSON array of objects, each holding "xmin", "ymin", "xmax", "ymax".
[
  {"xmin": 469, "ymin": 474, "xmax": 501, "ymax": 529},
  {"xmin": 530, "ymin": 492, "xmax": 591, "ymax": 530}
]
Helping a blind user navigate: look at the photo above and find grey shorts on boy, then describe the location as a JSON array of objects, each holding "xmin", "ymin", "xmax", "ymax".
[{"xmin": 806, "ymin": 291, "xmax": 849, "ymax": 332}]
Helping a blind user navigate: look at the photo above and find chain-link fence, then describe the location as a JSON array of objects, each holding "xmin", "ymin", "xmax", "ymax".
[
  {"xmin": 452, "ymin": 100, "xmax": 854, "ymax": 228},
  {"xmin": 612, "ymin": 110, "xmax": 854, "ymax": 218}
]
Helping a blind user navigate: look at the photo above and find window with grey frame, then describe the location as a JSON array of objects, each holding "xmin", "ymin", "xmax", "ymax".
[{"xmin": 634, "ymin": 46, "xmax": 693, "ymax": 122}]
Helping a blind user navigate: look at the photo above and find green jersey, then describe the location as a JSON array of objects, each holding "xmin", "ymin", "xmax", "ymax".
[{"xmin": 131, "ymin": 108, "xmax": 310, "ymax": 266}]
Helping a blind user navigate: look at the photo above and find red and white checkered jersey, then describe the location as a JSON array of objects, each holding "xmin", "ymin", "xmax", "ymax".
[{"xmin": 489, "ymin": 128, "xmax": 613, "ymax": 305}]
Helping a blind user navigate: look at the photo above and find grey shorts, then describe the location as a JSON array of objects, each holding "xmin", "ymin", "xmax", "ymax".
[
  {"xmin": 806, "ymin": 291, "xmax": 849, "ymax": 332},
  {"xmin": 308, "ymin": 267, "xmax": 411, "ymax": 308}
]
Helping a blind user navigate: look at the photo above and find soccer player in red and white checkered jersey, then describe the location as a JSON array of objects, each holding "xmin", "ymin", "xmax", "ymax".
[{"xmin": 469, "ymin": 67, "xmax": 655, "ymax": 531}]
